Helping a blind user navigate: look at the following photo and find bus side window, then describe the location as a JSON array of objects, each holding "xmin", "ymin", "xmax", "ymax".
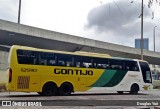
[
  {"xmin": 124, "ymin": 61, "xmax": 139, "ymax": 71},
  {"xmin": 66, "ymin": 61, "xmax": 72, "ymax": 67},
  {"xmin": 131, "ymin": 67, "xmax": 138, "ymax": 71},
  {"xmin": 111, "ymin": 65, "xmax": 122, "ymax": 70},
  {"xmin": 58, "ymin": 60, "xmax": 65, "ymax": 66},
  {"xmin": 96, "ymin": 64, "xmax": 108, "ymax": 69},
  {"xmin": 109, "ymin": 59, "xmax": 124, "ymax": 70},
  {"xmin": 47, "ymin": 54, "xmax": 56, "ymax": 66},
  {"xmin": 81, "ymin": 63, "xmax": 87, "ymax": 68},
  {"xmin": 38, "ymin": 52, "xmax": 56, "ymax": 66},
  {"xmin": 76, "ymin": 62, "xmax": 80, "ymax": 67},
  {"xmin": 82, "ymin": 62, "xmax": 92, "ymax": 68},
  {"xmin": 56, "ymin": 53, "xmax": 73, "ymax": 67},
  {"xmin": 93, "ymin": 58, "xmax": 109, "ymax": 69},
  {"xmin": 97, "ymin": 64, "xmax": 103, "ymax": 69},
  {"xmin": 17, "ymin": 50, "xmax": 37, "ymax": 65},
  {"xmin": 74, "ymin": 56, "xmax": 93, "ymax": 68},
  {"xmin": 126, "ymin": 66, "xmax": 130, "ymax": 70},
  {"xmin": 49, "ymin": 60, "xmax": 56, "ymax": 65},
  {"xmin": 40, "ymin": 59, "xmax": 47, "ymax": 65}
]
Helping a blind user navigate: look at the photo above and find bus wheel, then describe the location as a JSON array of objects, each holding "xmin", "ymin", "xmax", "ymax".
[
  {"xmin": 59, "ymin": 82, "xmax": 73, "ymax": 96},
  {"xmin": 117, "ymin": 91, "xmax": 123, "ymax": 94},
  {"xmin": 42, "ymin": 82, "xmax": 58, "ymax": 96},
  {"xmin": 130, "ymin": 84, "xmax": 139, "ymax": 94}
]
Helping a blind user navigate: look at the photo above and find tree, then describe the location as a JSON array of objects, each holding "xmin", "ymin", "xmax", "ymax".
[
  {"xmin": 148, "ymin": 0, "xmax": 160, "ymax": 19},
  {"xmin": 148, "ymin": 0, "xmax": 160, "ymax": 8}
]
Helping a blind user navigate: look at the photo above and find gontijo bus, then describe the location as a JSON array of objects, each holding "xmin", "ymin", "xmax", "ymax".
[{"xmin": 7, "ymin": 45, "xmax": 152, "ymax": 96}]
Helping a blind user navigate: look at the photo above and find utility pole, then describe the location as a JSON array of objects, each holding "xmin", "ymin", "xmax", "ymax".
[
  {"xmin": 141, "ymin": 0, "xmax": 144, "ymax": 60},
  {"xmin": 18, "ymin": 0, "xmax": 21, "ymax": 24}
]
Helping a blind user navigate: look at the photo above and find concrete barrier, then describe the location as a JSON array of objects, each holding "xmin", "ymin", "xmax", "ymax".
[
  {"xmin": 0, "ymin": 84, "xmax": 7, "ymax": 91},
  {"xmin": 0, "ymin": 70, "xmax": 8, "ymax": 91}
]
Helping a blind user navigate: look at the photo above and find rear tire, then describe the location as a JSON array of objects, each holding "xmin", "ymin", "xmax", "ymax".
[
  {"xmin": 59, "ymin": 82, "xmax": 73, "ymax": 96},
  {"xmin": 42, "ymin": 82, "xmax": 58, "ymax": 96},
  {"xmin": 130, "ymin": 84, "xmax": 139, "ymax": 94}
]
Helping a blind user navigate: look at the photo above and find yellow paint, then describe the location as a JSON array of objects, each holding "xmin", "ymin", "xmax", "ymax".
[
  {"xmin": 143, "ymin": 85, "xmax": 150, "ymax": 90},
  {"xmin": 7, "ymin": 45, "xmax": 105, "ymax": 92}
]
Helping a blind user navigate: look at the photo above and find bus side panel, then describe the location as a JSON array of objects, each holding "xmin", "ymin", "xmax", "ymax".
[
  {"xmin": 109, "ymin": 71, "xmax": 143, "ymax": 91},
  {"xmin": 86, "ymin": 70, "xmax": 143, "ymax": 92},
  {"xmin": 29, "ymin": 75, "xmax": 41, "ymax": 92},
  {"xmin": 40, "ymin": 67, "xmax": 105, "ymax": 92},
  {"xmin": 73, "ymin": 68, "xmax": 104, "ymax": 91}
]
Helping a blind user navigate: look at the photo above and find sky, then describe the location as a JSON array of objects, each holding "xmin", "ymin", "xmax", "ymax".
[{"xmin": 0, "ymin": 0, "xmax": 160, "ymax": 52}]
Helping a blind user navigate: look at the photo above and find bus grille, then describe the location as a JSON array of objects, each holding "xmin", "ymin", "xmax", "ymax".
[{"xmin": 17, "ymin": 76, "xmax": 30, "ymax": 89}]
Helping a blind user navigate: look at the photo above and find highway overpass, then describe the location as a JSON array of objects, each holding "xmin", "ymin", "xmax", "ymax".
[{"xmin": 0, "ymin": 19, "xmax": 160, "ymax": 65}]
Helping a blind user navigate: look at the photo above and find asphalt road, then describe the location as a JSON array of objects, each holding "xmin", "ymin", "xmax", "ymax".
[{"xmin": 0, "ymin": 90, "xmax": 160, "ymax": 109}]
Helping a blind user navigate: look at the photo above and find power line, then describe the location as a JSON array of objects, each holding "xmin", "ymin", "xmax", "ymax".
[
  {"xmin": 99, "ymin": 0, "xmax": 123, "ymax": 15},
  {"xmin": 112, "ymin": 0, "xmax": 123, "ymax": 14}
]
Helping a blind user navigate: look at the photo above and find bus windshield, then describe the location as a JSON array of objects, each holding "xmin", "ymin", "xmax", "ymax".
[{"xmin": 139, "ymin": 61, "xmax": 152, "ymax": 83}]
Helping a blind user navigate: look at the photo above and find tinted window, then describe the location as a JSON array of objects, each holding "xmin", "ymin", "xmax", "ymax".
[
  {"xmin": 17, "ymin": 50, "xmax": 56, "ymax": 66},
  {"xmin": 39, "ymin": 52, "xmax": 55, "ymax": 65},
  {"xmin": 74, "ymin": 56, "xmax": 93, "ymax": 68},
  {"xmin": 109, "ymin": 59, "xmax": 124, "ymax": 70},
  {"xmin": 17, "ymin": 50, "xmax": 76, "ymax": 67},
  {"xmin": 124, "ymin": 60, "xmax": 139, "ymax": 71},
  {"xmin": 17, "ymin": 49, "xmax": 140, "ymax": 72},
  {"xmin": 93, "ymin": 58, "xmax": 109, "ymax": 69},
  {"xmin": 56, "ymin": 54, "xmax": 73, "ymax": 67},
  {"xmin": 17, "ymin": 50, "xmax": 37, "ymax": 65},
  {"xmin": 139, "ymin": 62, "xmax": 152, "ymax": 83}
]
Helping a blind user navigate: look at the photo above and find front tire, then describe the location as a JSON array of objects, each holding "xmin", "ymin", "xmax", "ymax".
[
  {"xmin": 42, "ymin": 82, "xmax": 58, "ymax": 96},
  {"xmin": 130, "ymin": 84, "xmax": 139, "ymax": 94}
]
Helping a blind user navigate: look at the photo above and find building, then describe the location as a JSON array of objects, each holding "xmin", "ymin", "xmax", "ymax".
[{"xmin": 135, "ymin": 38, "xmax": 149, "ymax": 50}]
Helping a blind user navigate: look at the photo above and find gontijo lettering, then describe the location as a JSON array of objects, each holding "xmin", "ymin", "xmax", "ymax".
[{"xmin": 54, "ymin": 68, "xmax": 93, "ymax": 75}]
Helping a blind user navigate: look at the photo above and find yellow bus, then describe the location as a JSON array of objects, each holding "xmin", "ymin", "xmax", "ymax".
[{"xmin": 7, "ymin": 45, "xmax": 152, "ymax": 96}]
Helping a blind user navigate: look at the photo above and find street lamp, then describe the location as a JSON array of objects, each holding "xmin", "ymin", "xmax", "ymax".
[
  {"xmin": 153, "ymin": 26, "xmax": 157, "ymax": 52},
  {"xmin": 18, "ymin": 0, "xmax": 21, "ymax": 24}
]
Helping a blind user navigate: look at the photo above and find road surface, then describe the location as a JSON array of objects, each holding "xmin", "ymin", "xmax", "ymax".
[{"xmin": 0, "ymin": 90, "xmax": 160, "ymax": 109}]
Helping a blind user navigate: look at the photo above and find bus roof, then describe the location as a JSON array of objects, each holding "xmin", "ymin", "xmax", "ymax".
[
  {"xmin": 75, "ymin": 51, "xmax": 111, "ymax": 58},
  {"xmin": 111, "ymin": 57, "xmax": 138, "ymax": 61},
  {"xmin": 11, "ymin": 45, "xmax": 111, "ymax": 59},
  {"xmin": 11, "ymin": 45, "xmax": 140, "ymax": 61},
  {"xmin": 138, "ymin": 59, "xmax": 148, "ymax": 63}
]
